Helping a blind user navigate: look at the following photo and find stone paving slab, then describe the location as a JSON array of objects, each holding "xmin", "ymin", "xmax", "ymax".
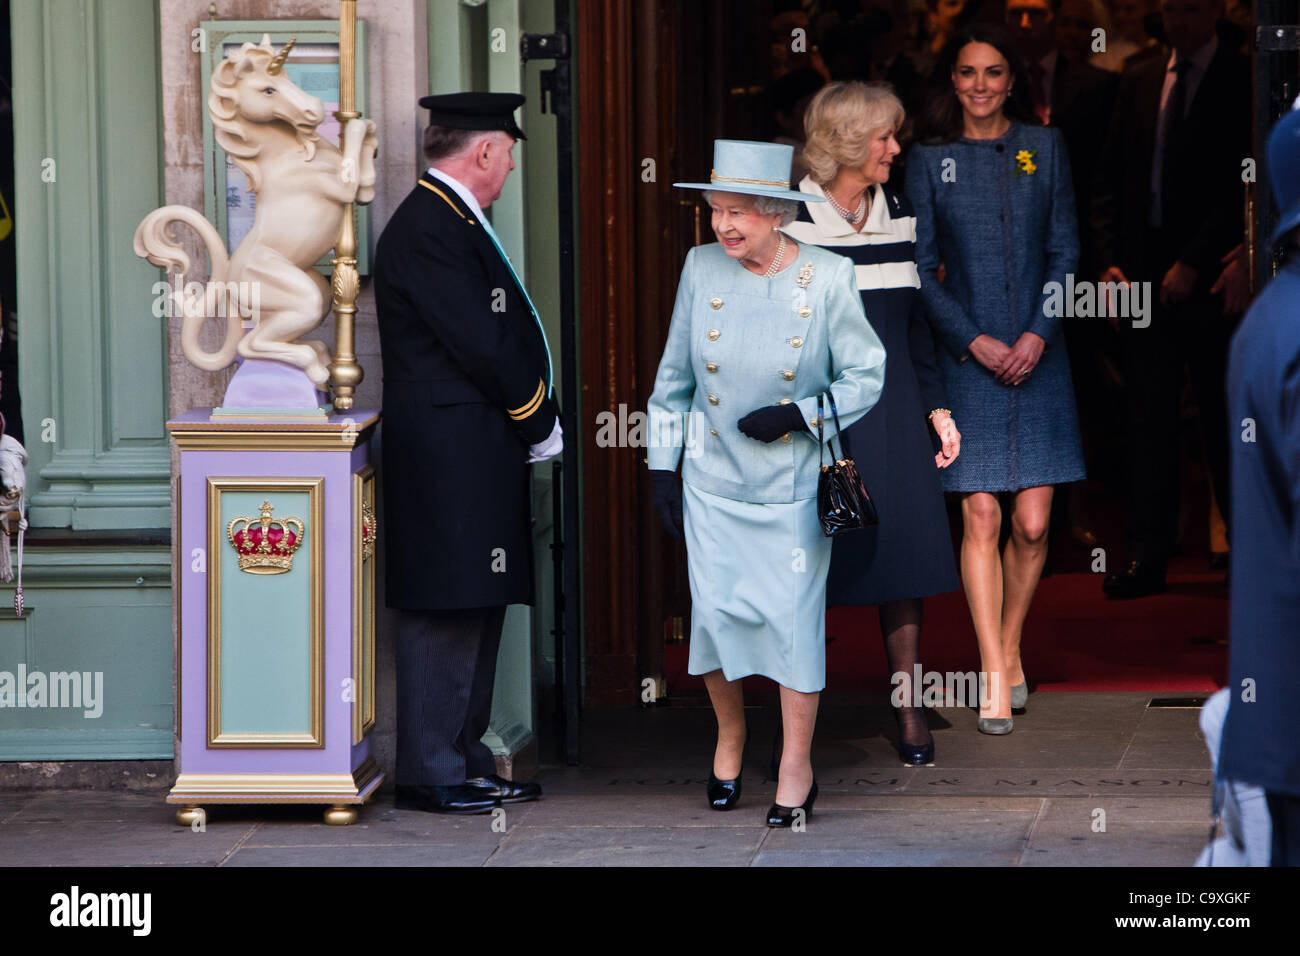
[
  {"xmin": 221, "ymin": 845, "xmax": 498, "ymax": 867},
  {"xmin": 1021, "ymin": 822, "xmax": 1205, "ymax": 867},
  {"xmin": 483, "ymin": 825, "xmax": 767, "ymax": 867},
  {"xmin": 240, "ymin": 810, "xmax": 509, "ymax": 848},
  {"xmin": 1, "ymin": 821, "xmax": 256, "ymax": 866},
  {"xmin": 753, "ymin": 846, "xmax": 1026, "ymax": 866}
]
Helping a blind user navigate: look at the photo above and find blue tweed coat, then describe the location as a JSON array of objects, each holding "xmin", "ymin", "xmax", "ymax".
[{"xmin": 905, "ymin": 122, "xmax": 1085, "ymax": 492}]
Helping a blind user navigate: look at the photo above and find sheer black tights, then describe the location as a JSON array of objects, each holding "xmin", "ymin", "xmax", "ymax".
[{"xmin": 880, "ymin": 598, "xmax": 932, "ymax": 747}]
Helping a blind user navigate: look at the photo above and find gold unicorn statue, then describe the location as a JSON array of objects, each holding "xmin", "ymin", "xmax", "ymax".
[{"xmin": 134, "ymin": 36, "xmax": 377, "ymax": 389}]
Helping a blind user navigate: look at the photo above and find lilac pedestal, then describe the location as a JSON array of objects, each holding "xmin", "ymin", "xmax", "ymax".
[{"xmin": 166, "ymin": 407, "xmax": 382, "ymax": 825}]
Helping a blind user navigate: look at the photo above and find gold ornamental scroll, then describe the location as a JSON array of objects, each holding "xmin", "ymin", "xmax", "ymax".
[{"xmin": 329, "ymin": 0, "xmax": 362, "ymax": 410}]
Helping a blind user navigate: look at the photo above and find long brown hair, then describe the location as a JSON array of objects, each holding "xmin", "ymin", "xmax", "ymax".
[{"xmin": 914, "ymin": 23, "xmax": 1036, "ymax": 145}]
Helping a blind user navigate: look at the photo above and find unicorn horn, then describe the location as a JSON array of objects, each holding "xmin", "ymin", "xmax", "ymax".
[{"xmin": 267, "ymin": 37, "xmax": 297, "ymax": 75}]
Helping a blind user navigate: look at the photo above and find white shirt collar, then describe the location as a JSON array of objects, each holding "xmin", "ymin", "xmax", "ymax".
[
  {"xmin": 1169, "ymin": 33, "xmax": 1218, "ymax": 75},
  {"xmin": 427, "ymin": 167, "xmax": 485, "ymax": 222},
  {"xmin": 797, "ymin": 176, "xmax": 891, "ymax": 238}
]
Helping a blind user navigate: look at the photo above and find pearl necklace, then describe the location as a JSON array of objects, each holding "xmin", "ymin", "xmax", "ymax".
[
  {"xmin": 826, "ymin": 188, "xmax": 868, "ymax": 225},
  {"xmin": 761, "ymin": 233, "xmax": 788, "ymax": 277}
]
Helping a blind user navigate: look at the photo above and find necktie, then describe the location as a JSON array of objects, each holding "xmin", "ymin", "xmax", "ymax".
[
  {"xmin": 480, "ymin": 216, "xmax": 554, "ymax": 392},
  {"xmin": 1160, "ymin": 61, "xmax": 1192, "ymax": 227}
]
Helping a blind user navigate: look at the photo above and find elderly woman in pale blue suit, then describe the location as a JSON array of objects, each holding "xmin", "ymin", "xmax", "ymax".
[{"xmin": 648, "ymin": 140, "xmax": 886, "ymax": 826}]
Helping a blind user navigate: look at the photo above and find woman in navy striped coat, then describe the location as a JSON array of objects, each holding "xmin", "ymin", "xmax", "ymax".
[{"xmin": 784, "ymin": 81, "xmax": 962, "ymax": 766}]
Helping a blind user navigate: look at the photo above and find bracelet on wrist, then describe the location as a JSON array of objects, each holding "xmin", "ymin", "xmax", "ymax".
[{"xmin": 928, "ymin": 408, "xmax": 952, "ymax": 422}]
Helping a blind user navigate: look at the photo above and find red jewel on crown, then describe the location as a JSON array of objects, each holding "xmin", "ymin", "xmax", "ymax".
[
  {"xmin": 360, "ymin": 501, "xmax": 377, "ymax": 561},
  {"xmin": 227, "ymin": 500, "xmax": 305, "ymax": 574}
]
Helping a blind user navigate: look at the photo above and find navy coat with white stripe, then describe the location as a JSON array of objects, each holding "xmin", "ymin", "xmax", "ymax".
[{"xmin": 784, "ymin": 179, "xmax": 959, "ymax": 605}]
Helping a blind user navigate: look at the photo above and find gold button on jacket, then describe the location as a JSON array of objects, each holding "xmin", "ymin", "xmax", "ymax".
[{"xmin": 646, "ymin": 244, "xmax": 886, "ymax": 503}]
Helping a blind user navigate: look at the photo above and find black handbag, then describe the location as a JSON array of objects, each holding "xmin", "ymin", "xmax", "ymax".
[{"xmin": 816, "ymin": 393, "xmax": 878, "ymax": 535}]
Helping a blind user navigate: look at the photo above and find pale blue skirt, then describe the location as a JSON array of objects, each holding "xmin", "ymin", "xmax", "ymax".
[{"xmin": 683, "ymin": 482, "xmax": 832, "ymax": 693}]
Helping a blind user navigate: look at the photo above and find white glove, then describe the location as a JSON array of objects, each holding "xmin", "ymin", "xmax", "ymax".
[{"xmin": 528, "ymin": 417, "xmax": 563, "ymax": 463}]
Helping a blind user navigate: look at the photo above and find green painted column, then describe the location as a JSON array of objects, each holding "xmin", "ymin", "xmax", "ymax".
[
  {"xmin": 2, "ymin": 0, "xmax": 173, "ymax": 762},
  {"xmin": 12, "ymin": 0, "xmax": 169, "ymax": 531}
]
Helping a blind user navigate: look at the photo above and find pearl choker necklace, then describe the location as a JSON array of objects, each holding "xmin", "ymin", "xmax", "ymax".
[
  {"xmin": 827, "ymin": 188, "xmax": 868, "ymax": 225},
  {"xmin": 762, "ymin": 233, "xmax": 788, "ymax": 277}
]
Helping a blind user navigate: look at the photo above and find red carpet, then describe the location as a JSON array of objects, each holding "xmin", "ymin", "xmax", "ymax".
[{"xmin": 664, "ymin": 560, "xmax": 1228, "ymax": 695}]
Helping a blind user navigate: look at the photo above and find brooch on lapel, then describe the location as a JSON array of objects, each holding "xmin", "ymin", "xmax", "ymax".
[
  {"xmin": 1013, "ymin": 149, "xmax": 1038, "ymax": 178},
  {"xmin": 793, "ymin": 262, "xmax": 815, "ymax": 318}
]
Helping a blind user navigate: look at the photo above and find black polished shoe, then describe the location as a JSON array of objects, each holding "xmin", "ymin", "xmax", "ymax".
[
  {"xmin": 897, "ymin": 735, "xmax": 935, "ymax": 766},
  {"xmin": 706, "ymin": 771, "xmax": 742, "ymax": 810},
  {"xmin": 465, "ymin": 774, "xmax": 542, "ymax": 804},
  {"xmin": 1102, "ymin": 559, "xmax": 1167, "ymax": 599},
  {"xmin": 394, "ymin": 784, "xmax": 499, "ymax": 815},
  {"xmin": 894, "ymin": 710, "xmax": 935, "ymax": 766},
  {"xmin": 767, "ymin": 780, "xmax": 818, "ymax": 828}
]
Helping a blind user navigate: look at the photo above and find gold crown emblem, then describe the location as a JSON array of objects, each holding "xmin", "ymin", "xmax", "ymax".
[{"xmin": 227, "ymin": 501, "xmax": 305, "ymax": 574}]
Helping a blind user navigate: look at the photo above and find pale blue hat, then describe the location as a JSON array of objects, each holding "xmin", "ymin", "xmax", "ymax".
[{"xmin": 674, "ymin": 139, "xmax": 827, "ymax": 203}]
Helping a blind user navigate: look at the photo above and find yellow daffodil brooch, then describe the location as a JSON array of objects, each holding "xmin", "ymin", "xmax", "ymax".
[{"xmin": 1014, "ymin": 149, "xmax": 1038, "ymax": 178}]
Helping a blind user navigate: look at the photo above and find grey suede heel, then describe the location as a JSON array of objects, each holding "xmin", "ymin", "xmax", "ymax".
[
  {"xmin": 978, "ymin": 717, "xmax": 1014, "ymax": 735},
  {"xmin": 1010, "ymin": 682, "xmax": 1028, "ymax": 711}
]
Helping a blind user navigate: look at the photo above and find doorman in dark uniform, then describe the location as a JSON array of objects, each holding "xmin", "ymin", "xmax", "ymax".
[{"xmin": 374, "ymin": 92, "xmax": 558, "ymax": 814}]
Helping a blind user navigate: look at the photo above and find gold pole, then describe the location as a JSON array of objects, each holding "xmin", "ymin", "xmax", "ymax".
[{"xmin": 329, "ymin": 0, "xmax": 362, "ymax": 411}]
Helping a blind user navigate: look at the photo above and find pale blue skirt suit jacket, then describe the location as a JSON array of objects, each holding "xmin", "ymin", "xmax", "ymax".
[{"xmin": 648, "ymin": 241, "xmax": 886, "ymax": 691}]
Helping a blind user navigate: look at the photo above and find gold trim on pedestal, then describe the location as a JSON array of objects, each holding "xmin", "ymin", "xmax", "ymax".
[
  {"xmin": 167, "ymin": 756, "xmax": 384, "ymax": 804},
  {"xmin": 168, "ymin": 411, "xmax": 379, "ymax": 452},
  {"xmin": 352, "ymin": 466, "xmax": 376, "ymax": 745},
  {"xmin": 207, "ymin": 477, "xmax": 325, "ymax": 748}
]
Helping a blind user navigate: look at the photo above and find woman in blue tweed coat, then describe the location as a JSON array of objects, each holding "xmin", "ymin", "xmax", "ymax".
[{"xmin": 906, "ymin": 24, "xmax": 1084, "ymax": 733}]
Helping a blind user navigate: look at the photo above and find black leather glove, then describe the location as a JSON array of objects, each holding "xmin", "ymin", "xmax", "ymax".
[
  {"xmin": 651, "ymin": 470, "xmax": 684, "ymax": 541},
  {"xmin": 737, "ymin": 403, "xmax": 808, "ymax": 443}
]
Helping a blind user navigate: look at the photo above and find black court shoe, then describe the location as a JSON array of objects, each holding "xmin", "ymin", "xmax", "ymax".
[
  {"xmin": 767, "ymin": 780, "xmax": 818, "ymax": 828},
  {"xmin": 706, "ymin": 771, "xmax": 742, "ymax": 811},
  {"xmin": 707, "ymin": 738, "xmax": 747, "ymax": 810}
]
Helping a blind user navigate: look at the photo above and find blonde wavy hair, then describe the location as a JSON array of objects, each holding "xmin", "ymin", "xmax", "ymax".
[{"xmin": 801, "ymin": 81, "xmax": 905, "ymax": 187}]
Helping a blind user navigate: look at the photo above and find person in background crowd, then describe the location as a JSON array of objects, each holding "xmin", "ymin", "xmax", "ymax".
[
  {"xmin": 1056, "ymin": 0, "xmax": 1109, "ymax": 62},
  {"xmin": 771, "ymin": 4, "xmax": 832, "ymax": 81},
  {"xmin": 1218, "ymin": 106, "xmax": 1300, "ymax": 866},
  {"xmin": 908, "ymin": 23, "xmax": 1084, "ymax": 733},
  {"xmin": 1090, "ymin": 0, "xmax": 1156, "ymax": 72},
  {"xmin": 1092, "ymin": 0, "xmax": 1250, "ymax": 598},
  {"xmin": 915, "ymin": 0, "xmax": 977, "ymax": 74},
  {"xmin": 770, "ymin": 68, "xmax": 826, "ymax": 183},
  {"xmin": 785, "ymin": 81, "xmax": 961, "ymax": 767}
]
